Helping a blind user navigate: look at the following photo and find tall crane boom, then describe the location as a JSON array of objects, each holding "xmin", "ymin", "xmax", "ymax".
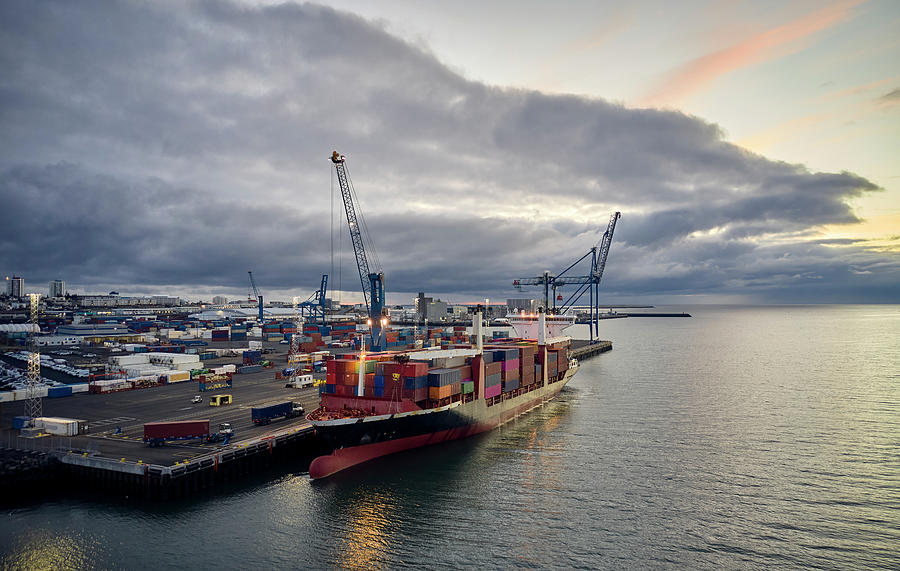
[
  {"xmin": 594, "ymin": 212, "xmax": 621, "ymax": 285},
  {"xmin": 512, "ymin": 211, "xmax": 621, "ymax": 342},
  {"xmin": 248, "ymin": 270, "xmax": 263, "ymax": 322},
  {"xmin": 331, "ymin": 151, "xmax": 386, "ymax": 351}
]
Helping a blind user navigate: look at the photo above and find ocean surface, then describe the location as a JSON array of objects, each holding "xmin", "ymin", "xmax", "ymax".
[{"xmin": 1, "ymin": 305, "xmax": 898, "ymax": 569}]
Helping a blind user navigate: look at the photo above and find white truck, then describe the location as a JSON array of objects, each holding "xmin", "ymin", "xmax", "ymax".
[{"xmin": 284, "ymin": 374, "xmax": 315, "ymax": 389}]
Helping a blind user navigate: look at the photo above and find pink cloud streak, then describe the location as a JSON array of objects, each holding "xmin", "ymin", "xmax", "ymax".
[{"xmin": 641, "ymin": 0, "xmax": 866, "ymax": 108}]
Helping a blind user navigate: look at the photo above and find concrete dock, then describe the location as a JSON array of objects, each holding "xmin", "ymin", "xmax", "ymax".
[{"xmin": 569, "ymin": 339, "xmax": 613, "ymax": 360}]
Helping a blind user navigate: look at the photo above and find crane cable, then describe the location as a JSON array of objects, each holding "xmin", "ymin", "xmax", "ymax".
[
  {"xmin": 331, "ymin": 164, "xmax": 342, "ymax": 305},
  {"xmin": 343, "ymin": 167, "xmax": 383, "ymax": 275}
]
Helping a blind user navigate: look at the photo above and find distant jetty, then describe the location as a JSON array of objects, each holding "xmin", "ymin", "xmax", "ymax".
[{"xmin": 621, "ymin": 312, "xmax": 691, "ymax": 317}]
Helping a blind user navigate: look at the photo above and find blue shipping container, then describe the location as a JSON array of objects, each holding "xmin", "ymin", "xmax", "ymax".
[
  {"xmin": 48, "ymin": 386, "xmax": 73, "ymax": 398},
  {"xmin": 502, "ymin": 378, "xmax": 520, "ymax": 392}
]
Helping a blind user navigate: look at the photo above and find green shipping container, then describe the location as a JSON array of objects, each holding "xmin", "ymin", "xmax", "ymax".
[{"xmin": 461, "ymin": 380, "xmax": 474, "ymax": 394}]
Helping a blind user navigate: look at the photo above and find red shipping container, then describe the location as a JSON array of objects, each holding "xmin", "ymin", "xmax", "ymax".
[
  {"xmin": 335, "ymin": 384, "xmax": 357, "ymax": 397},
  {"xmin": 501, "ymin": 367, "xmax": 520, "ymax": 381},
  {"xmin": 144, "ymin": 420, "xmax": 210, "ymax": 440},
  {"xmin": 484, "ymin": 384, "xmax": 502, "ymax": 398},
  {"xmin": 485, "ymin": 362, "xmax": 502, "ymax": 376}
]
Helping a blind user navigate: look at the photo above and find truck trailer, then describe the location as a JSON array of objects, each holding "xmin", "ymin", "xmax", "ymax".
[
  {"xmin": 144, "ymin": 420, "xmax": 210, "ymax": 446},
  {"xmin": 251, "ymin": 401, "xmax": 304, "ymax": 425},
  {"xmin": 143, "ymin": 420, "xmax": 234, "ymax": 446}
]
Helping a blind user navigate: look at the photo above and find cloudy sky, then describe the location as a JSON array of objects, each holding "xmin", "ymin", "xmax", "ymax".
[{"xmin": 1, "ymin": 0, "xmax": 898, "ymax": 305}]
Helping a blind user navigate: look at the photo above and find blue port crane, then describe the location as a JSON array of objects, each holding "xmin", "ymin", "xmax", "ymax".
[
  {"xmin": 297, "ymin": 274, "xmax": 329, "ymax": 326},
  {"xmin": 330, "ymin": 151, "xmax": 387, "ymax": 352},
  {"xmin": 513, "ymin": 212, "xmax": 621, "ymax": 342},
  {"xmin": 248, "ymin": 270, "xmax": 264, "ymax": 322}
]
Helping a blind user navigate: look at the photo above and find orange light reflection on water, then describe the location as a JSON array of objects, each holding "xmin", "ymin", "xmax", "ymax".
[{"xmin": 334, "ymin": 490, "xmax": 396, "ymax": 570}]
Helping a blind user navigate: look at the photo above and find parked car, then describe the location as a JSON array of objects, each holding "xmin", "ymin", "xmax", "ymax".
[{"xmin": 192, "ymin": 395, "xmax": 202, "ymax": 404}]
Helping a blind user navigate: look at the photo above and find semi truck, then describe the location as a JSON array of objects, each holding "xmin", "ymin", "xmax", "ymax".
[
  {"xmin": 251, "ymin": 401, "xmax": 304, "ymax": 425},
  {"xmin": 143, "ymin": 420, "xmax": 234, "ymax": 446},
  {"xmin": 206, "ymin": 422, "xmax": 234, "ymax": 443}
]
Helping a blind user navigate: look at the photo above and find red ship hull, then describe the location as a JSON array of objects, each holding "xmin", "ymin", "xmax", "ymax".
[{"xmin": 308, "ymin": 369, "xmax": 574, "ymax": 479}]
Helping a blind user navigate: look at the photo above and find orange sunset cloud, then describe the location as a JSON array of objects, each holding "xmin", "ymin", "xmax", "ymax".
[{"xmin": 641, "ymin": 0, "xmax": 867, "ymax": 108}]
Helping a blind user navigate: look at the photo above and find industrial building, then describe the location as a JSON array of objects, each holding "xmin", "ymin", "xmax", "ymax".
[
  {"xmin": 49, "ymin": 280, "xmax": 65, "ymax": 298},
  {"xmin": 6, "ymin": 276, "xmax": 24, "ymax": 298}
]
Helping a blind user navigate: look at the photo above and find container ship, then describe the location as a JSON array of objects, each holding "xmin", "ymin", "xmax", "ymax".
[{"xmin": 307, "ymin": 309, "xmax": 579, "ymax": 479}]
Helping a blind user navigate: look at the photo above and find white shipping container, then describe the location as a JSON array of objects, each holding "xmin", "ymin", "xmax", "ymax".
[
  {"xmin": 35, "ymin": 417, "xmax": 79, "ymax": 436},
  {"xmin": 109, "ymin": 354, "xmax": 150, "ymax": 367},
  {"xmin": 148, "ymin": 353, "xmax": 199, "ymax": 365},
  {"xmin": 223, "ymin": 364, "xmax": 237, "ymax": 373},
  {"xmin": 124, "ymin": 366, "xmax": 166, "ymax": 378},
  {"xmin": 71, "ymin": 384, "xmax": 89, "ymax": 393},
  {"xmin": 248, "ymin": 341, "xmax": 262, "ymax": 350},
  {"xmin": 201, "ymin": 330, "xmax": 212, "ymax": 339},
  {"xmin": 0, "ymin": 391, "xmax": 13, "ymax": 402}
]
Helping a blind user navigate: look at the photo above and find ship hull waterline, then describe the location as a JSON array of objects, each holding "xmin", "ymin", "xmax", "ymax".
[{"xmin": 308, "ymin": 367, "xmax": 577, "ymax": 479}]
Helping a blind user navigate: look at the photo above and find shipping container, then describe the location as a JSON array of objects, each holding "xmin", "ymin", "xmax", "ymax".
[
  {"xmin": 502, "ymin": 378, "xmax": 520, "ymax": 392},
  {"xmin": 34, "ymin": 417, "xmax": 82, "ymax": 436},
  {"xmin": 143, "ymin": 420, "xmax": 210, "ymax": 443},
  {"xmin": 427, "ymin": 368, "xmax": 462, "ymax": 387},
  {"xmin": 251, "ymin": 401, "xmax": 303, "ymax": 425},
  {"xmin": 47, "ymin": 386, "xmax": 73, "ymax": 398},
  {"xmin": 429, "ymin": 384, "xmax": 453, "ymax": 400}
]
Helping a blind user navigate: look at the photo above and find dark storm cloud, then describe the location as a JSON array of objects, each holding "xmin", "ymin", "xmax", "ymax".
[{"xmin": 0, "ymin": 0, "xmax": 896, "ymax": 303}]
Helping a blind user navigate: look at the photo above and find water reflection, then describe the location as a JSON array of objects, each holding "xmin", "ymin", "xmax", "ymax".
[
  {"xmin": 331, "ymin": 489, "xmax": 396, "ymax": 570},
  {"xmin": 3, "ymin": 528, "xmax": 102, "ymax": 570}
]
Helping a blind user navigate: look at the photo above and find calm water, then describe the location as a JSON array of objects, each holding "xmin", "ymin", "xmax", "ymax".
[{"xmin": 2, "ymin": 305, "xmax": 898, "ymax": 569}]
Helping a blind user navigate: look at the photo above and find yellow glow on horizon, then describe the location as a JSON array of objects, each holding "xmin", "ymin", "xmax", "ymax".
[{"xmin": 818, "ymin": 212, "xmax": 900, "ymax": 252}]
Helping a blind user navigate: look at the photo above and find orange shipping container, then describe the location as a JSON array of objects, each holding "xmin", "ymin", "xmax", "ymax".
[{"xmin": 429, "ymin": 385, "xmax": 452, "ymax": 400}]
